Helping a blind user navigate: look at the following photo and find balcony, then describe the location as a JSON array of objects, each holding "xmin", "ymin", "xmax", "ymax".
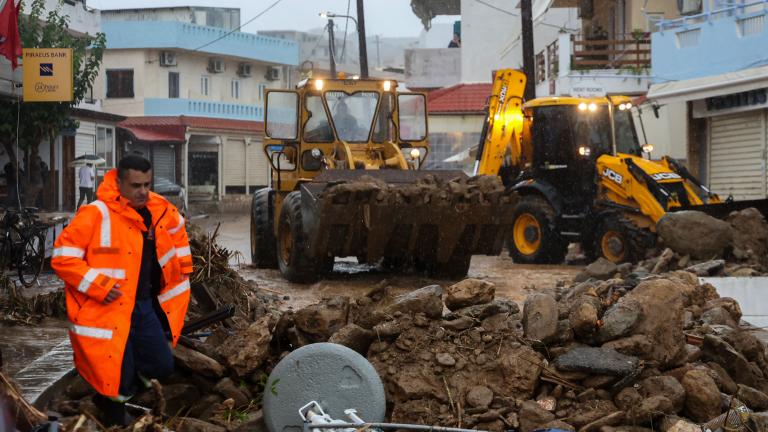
[
  {"xmin": 102, "ymin": 21, "xmax": 299, "ymax": 66},
  {"xmin": 651, "ymin": 0, "xmax": 768, "ymax": 82},
  {"xmin": 405, "ymin": 48, "xmax": 461, "ymax": 89},
  {"xmin": 144, "ymin": 98, "xmax": 264, "ymax": 121},
  {"xmin": 534, "ymin": 33, "xmax": 652, "ymax": 97}
]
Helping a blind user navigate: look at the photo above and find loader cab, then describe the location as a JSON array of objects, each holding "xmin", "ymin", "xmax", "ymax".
[{"xmin": 523, "ymin": 96, "xmax": 643, "ymax": 212}]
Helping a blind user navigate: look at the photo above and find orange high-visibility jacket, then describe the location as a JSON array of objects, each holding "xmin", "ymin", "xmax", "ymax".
[{"xmin": 52, "ymin": 169, "xmax": 193, "ymax": 397}]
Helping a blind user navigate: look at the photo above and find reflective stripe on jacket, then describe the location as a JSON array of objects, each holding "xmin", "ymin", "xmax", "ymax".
[{"xmin": 52, "ymin": 169, "xmax": 193, "ymax": 397}]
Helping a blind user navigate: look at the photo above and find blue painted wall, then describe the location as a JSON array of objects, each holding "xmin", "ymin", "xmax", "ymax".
[
  {"xmin": 144, "ymin": 98, "xmax": 264, "ymax": 121},
  {"xmin": 103, "ymin": 21, "xmax": 299, "ymax": 66},
  {"xmin": 652, "ymin": 9, "xmax": 768, "ymax": 83}
]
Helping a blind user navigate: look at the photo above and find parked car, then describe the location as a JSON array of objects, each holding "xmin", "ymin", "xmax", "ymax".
[{"xmin": 153, "ymin": 177, "xmax": 186, "ymax": 213}]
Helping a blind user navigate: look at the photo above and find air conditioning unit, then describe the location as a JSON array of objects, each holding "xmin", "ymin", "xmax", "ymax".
[
  {"xmin": 237, "ymin": 63, "xmax": 252, "ymax": 77},
  {"xmin": 265, "ymin": 66, "xmax": 280, "ymax": 81},
  {"xmin": 208, "ymin": 59, "xmax": 225, "ymax": 73},
  {"xmin": 677, "ymin": 0, "xmax": 702, "ymax": 15},
  {"xmin": 160, "ymin": 51, "xmax": 177, "ymax": 67}
]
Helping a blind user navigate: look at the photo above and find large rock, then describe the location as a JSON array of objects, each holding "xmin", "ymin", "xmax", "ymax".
[
  {"xmin": 448, "ymin": 299, "xmax": 519, "ymax": 320},
  {"xmin": 294, "ymin": 296, "xmax": 349, "ymax": 341},
  {"xmin": 726, "ymin": 207, "xmax": 768, "ymax": 265},
  {"xmin": 569, "ymin": 295, "xmax": 601, "ymax": 338},
  {"xmin": 702, "ymin": 335, "xmax": 765, "ymax": 390},
  {"xmin": 657, "ymin": 211, "xmax": 733, "ymax": 259},
  {"xmin": 584, "ymin": 258, "xmax": 619, "ymax": 280},
  {"xmin": 639, "ymin": 376, "xmax": 686, "ymax": 413},
  {"xmin": 444, "ymin": 279, "xmax": 495, "ymax": 311},
  {"xmin": 173, "ymin": 344, "xmax": 225, "ymax": 378},
  {"xmin": 383, "ymin": 285, "xmax": 444, "ymax": 319},
  {"xmin": 616, "ymin": 278, "xmax": 687, "ymax": 367},
  {"xmin": 554, "ymin": 347, "xmax": 639, "ymax": 376},
  {"xmin": 465, "ymin": 385, "xmax": 494, "ymax": 409},
  {"xmin": 685, "ymin": 260, "xmax": 725, "ymax": 277},
  {"xmin": 328, "ymin": 323, "xmax": 374, "ymax": 355},
  {"xmin": 736, "ymin": 384, "xmax": 768, "ymax": 411},
  {"xmin": 217, "ymin": 314, "xmax": 276, "ymax": 376},
  {"xmin": 518, "ymin": 400, "xmax": 556, "ymax": 432},
  {"xmin": 625, "ymin": 395, "xmax": 675, "ymax": 424},
  {"xmin": 499, "ymin": 345, "xmax": 544, "ymax": 397},
  {"xmin": 681, "ymin": 369, "xmax": 722, "ymax": 422},
  {"xmin": 213, "ymin": 377, "xmax": 251, "ymax": 409},
  {"xmin": 597, "ymin": 300, "xmax": 641, "ymax": 343},
  {"xmin": 523, "ymin": 293, "xmax": 558, "ymax": 343}
]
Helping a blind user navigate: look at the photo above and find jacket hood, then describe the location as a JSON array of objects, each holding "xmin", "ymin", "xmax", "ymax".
[{"xmin": 96, "ymin": 168, "xmax": 168, "ymax": 212}]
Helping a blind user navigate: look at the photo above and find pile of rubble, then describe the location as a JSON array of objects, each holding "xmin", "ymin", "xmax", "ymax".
[
  {"xmin": 321, "ymin": 174, "xmax": 513, "ymax": 205},
  {"xmin": 645, "ymin": 207, "xmax": 768, "ymax": 276},
  {"xmin": 36, "ymin": 264, "xmax": 768, "ymax": 432}
]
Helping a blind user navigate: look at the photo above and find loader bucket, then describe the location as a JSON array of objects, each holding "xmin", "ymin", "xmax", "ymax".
[
  {"xmin": 670, "ymin": 198, "xmax": 768, "ymax": 220},
  {"xmin": 299, "ymin": 170, "xmax": 517, "ymax": 266}
]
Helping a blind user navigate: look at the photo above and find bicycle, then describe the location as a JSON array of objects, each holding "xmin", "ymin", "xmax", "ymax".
[{"xmin": 0, "ymin": 206, "xmax": 47, "ymax": 287}]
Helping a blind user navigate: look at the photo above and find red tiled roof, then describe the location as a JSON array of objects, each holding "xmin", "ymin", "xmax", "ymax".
[
  {"xmin": 119, "ymin": 115, "xmax": 264, "ymax": 142},
  {"xmin": 427, "ymin": 83, "xmax": 492, "ymax": 114}
]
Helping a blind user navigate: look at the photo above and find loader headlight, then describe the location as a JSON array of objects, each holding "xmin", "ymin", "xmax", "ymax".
[
  {"xmin": 314, "ymin": 79, "xmax": 324, "ymax": 91},
  {"xmin": 578, "ymin": 102, "xmax": 588, "ymax": 111},
  {"xmin": 578, "ymin": 146, "xmax": 591, "ymax": 157},
  {"xmin": 588, "ymin": 103, "xmax": 597, "ymax": 112},
  {"xmin": 642, "ymin": 144, "xmax": 654, "ymax": 154},
  {"xmin": 409, "ymin": 148, "xmax": 421, "ymax": 160},
  {"xmin": 310, "ymin": 148, "xmax": 323, "ymax": 159},
  {"xmin": 302, "ymin": 149, "xmax": 324, "ymax": 171},
  {"xmin": 382, "ymin": 80, "xmax": 392, "ymax": 92}
]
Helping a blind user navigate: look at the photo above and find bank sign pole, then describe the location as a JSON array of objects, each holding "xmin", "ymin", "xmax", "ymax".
[{"xmin": 21, "ymin": 48, "xmax": 74, "ymax": 102}]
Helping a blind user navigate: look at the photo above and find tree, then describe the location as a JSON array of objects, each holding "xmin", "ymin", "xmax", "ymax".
[{"xmin": 0, "ymin": 0, "xmax": 106, "ymax": 206}]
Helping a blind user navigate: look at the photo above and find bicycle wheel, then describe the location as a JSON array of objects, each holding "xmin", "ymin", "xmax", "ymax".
[{"xmin": 17, "ymin": 229, "xmax": 45, "ymax": 287}]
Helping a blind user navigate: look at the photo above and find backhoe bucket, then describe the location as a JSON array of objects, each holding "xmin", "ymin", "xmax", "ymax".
[
  {"xmin": 670, "ymin": 198, "xmax": 768, "ymax": 220},
  {"xmin": 299, "ymin": 171, "xmax": 517, "ymax": 265}
]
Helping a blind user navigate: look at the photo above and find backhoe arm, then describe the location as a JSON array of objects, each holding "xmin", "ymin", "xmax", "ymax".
[{"xmin": 473, "ymin": 69, "xmax": 527, "ymax": 176}]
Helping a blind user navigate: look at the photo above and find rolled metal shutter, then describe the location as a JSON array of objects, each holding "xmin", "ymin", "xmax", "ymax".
[
  {"xmin": 152, "ymin": 144, "xmax": 175, "ymax": 182},
  {"xmin": 247, "ymin": 139, "xmax": 269, "ymax": 190},
  {"xmin": 224, "ymin": 138, "xmax": 246, "ymax": 191},
  {"xmin": 708, "ymin": 111, "xmax": 766, "ymax": 200}
]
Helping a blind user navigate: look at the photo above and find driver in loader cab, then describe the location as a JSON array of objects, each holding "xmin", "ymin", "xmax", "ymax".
[{"xmin": 333, "ymin": 100, "xmax": 359, "ymax": 139}]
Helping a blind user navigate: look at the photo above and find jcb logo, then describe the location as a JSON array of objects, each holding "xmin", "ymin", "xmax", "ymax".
[
  {"xmin": 602, "ymin": 168, "xmax": 623, "ymax": 185},
  {"xmin": 650, "ymin": 172, "xmax": 681, "ymax": 181}
]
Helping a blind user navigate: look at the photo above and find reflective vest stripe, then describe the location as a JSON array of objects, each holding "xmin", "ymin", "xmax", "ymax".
[
  {"xmin": 53, "ymin": 246, "xmax": 85, "ymax": 259},
  {"xmin": 70, "ymin": 324, "xmax": 113, "ymax": 340},
  {"xmin": 158, "ymin": 279, "xmax": 190, "ymax": 304},
  {"xmin": 90, "ymin": 201, "xmax": 111, "ymax": 248},
  {"xmin": 168, "ymin": 215, "xmax": 185, "ymax": 235},
  {"xmin": 94, "ymin": 268, "xmax": 126, "ymax": 279},
  {"xmin": 176, "ymin": 246, "xmax": 191, "ymax": 258},
  {"xmin": 77, "ymin": 268, "xmax": 100, "ymax": 294},
  {"xmin": 158, "ymin": 247, "xmax": 176, "ymax": 267}
]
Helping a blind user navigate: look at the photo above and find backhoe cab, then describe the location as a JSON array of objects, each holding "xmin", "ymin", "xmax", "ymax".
[
  {"xmin": 476, "ymin": 69, "xmax": 767, "ymax": 264},
  {"xmin": 252, "ymin": 78, "xmax": 516, "ymax": 283}
]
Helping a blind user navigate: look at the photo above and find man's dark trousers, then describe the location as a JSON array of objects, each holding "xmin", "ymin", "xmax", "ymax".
[{"xmin": 119, "ymin": 298, "xmax": 174, "ymax": 396}]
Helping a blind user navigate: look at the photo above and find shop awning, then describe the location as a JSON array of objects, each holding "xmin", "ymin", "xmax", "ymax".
[
  {"xmin": 647, "ymin": 65, "xmax": 768, "ymax": 105},
  {"xmin": 118, "ymin": 116, "xmax": 264, "ymax": 142}
]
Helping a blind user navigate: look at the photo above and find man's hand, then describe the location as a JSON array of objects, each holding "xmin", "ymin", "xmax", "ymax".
[{"xmin": 102, "ymin": 286, "xmax": 122, "ymax": 304}]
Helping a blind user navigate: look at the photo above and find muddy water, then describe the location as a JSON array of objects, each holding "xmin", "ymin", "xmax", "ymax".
[{"xmin": 0, "ymin": 318, "xmax": 72, "ymax": 401}]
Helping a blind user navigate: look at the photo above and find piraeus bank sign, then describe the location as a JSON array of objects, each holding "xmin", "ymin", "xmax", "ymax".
[
  {"xmin": 692, "ymin": 88, "xmax": 768, "ymax": 118},
  {"xmin": 22, "ymin": 48, "xmax": 74, "ymax": 102}
]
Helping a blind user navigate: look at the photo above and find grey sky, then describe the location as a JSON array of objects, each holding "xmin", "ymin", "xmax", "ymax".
[{"xmin": 88, "ymin": 0, "xmax": 456, "ymax": 38}]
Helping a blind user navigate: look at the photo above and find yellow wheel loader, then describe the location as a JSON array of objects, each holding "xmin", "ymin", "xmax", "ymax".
[
  {"xmin": 251, "ymin": 78, "xmax": 516, "ymax": 283},
  {"xmin": 475, "ymin": 69, "xmax": 768, "ymax": 264}
]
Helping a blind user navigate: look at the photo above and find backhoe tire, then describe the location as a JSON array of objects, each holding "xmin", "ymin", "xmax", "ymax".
[
  {"xmin": 251, "ymin": 188, "xmax": 278, "ymax": 268},
  {"xmin": 592, "ymin": 213, "xmax": 649, "ymax": 264},
  {"xmin": 277, "ymin": 191, "xmax": 322, "ymax": 283},
  {"xmin": 508, "ymin": 195, "xmax": 568, "ymax": 264}
]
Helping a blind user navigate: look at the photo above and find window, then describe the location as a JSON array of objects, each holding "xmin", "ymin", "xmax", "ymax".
[
  {"xmin": 231, "ymin": 79, "xmax": 240, "ymax": 100},
  {"xmin": 96, "ymin": 127, "xmax": 115, "ymax": 167},
  {"xmin": 169, "ymin": 72, "xmax": 180, "ymax": 99},
  {"xmin": 201, "ymin": 76, "xmax": 210, "ymax": 96},
  {"xmin": 106, "ymin": 69, "xmax": 134, "ymax": 98}
]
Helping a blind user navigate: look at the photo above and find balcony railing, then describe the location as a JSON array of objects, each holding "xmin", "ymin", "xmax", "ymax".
[
  {"xmin": 655, "ymin": 0, "xmax": 768, "ymax": 31},
  {"xmin": 571, "ymin": 33, "xmax": 651, "ymax": 71},
  {"xmin": 144, "ymin": 98, "xmax": 264, "ymax": 121}
]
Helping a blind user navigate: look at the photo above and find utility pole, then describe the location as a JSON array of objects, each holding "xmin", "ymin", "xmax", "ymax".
[
  {"xmin": 356, "ymin": 0, "xmax": 369, "ymax": 78},
  {"xmin": 521, "ymin": 0, "xmax": 535, "ymax": 101},
  {"xmin": 327, "ymin": 19, "xmax": 336, "ymax": 76}
]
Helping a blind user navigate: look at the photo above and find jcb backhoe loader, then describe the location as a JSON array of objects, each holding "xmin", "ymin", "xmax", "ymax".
[
  {"xmin": 475, "ymin": 69, "xmax": 768, "ymax": 264},
  {"xmin": 250, "ymin": 78, "xmax": 516, "ymax": 283}
]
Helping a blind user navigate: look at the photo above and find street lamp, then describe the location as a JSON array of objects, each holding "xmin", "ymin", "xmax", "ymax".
[{"xmin": 318, "ymin": 3, "xmax": 369, "ymax": 78}]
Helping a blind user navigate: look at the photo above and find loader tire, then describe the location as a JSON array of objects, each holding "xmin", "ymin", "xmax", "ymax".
[
  {"xmin": 251, "ymin": 188, "xmax": 278, "ymax": 268},
  {"xmin": 277, "ymin": 191, "xmax": 322, "ymax": 283},
  {"xmin": 592, "ymin": 213, "xmax": 648, "ymax": 264},
  {"xmin": 509, "ymin": 195, "xmax": 568, "ymax": 264}
]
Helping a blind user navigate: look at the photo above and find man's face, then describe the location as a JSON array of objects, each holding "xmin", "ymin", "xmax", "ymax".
[{"xmin": 117, "ymin": 169, "xmax": 152, "ymax": 208}]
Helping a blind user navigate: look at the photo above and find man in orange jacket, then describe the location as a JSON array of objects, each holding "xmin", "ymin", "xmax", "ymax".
[{"xmin": 52, "ymin": 154, "xmax": 192, "ymax": 426}]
